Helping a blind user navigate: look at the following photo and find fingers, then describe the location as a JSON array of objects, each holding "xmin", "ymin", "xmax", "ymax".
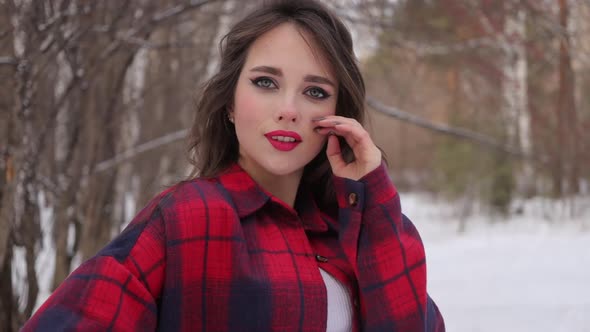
[
  {"xmin": 314, "ymin": 116, "xmax": 382, "ymax": 179},
  {"xmin": 313, "ymin": 116, "xmax": 376, "ymax": 156},
  {"xmin": 325, "ymin": 134, "xmax": 346, "ymax": 170},
  {"xmin": 313, "ymin": 116, "xmax": 360, "ymax": 141}
]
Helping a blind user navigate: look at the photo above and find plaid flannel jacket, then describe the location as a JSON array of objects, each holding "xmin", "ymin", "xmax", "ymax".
[{"xmin": 23, "ymin": 162, "xmax": 444, "ymax": 331}]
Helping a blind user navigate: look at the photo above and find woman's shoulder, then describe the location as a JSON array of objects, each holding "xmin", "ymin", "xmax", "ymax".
[
  {"xmin": 97, "ymin": 177, "xmax": 235, "ymax": 265},
  {"xmin": 153, "ymin": 176, "xmax": 235, "ymax": 217}
]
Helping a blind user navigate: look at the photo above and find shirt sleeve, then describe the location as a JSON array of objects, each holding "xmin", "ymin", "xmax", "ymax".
[
  {"xmin": 21, "ymin": 198, "xmax": 167, "ymax": 332},
  {"xmin": 333, "ymin": 162, "xmax": 445, "ymax": 332}
]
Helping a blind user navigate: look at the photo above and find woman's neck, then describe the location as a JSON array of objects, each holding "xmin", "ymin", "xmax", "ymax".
[
  {"xmin": 260, "ymin": 174, "xmax": 301, "ymax": 207},
  {"xmin": 238, "ymin": 160, "xmax": 302, "ymax": 207}
]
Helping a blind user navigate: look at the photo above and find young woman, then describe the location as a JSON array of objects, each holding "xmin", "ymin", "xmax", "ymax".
[{"xmin": 23, "ymin": 1, "xmax": 444, "ymax": 331}]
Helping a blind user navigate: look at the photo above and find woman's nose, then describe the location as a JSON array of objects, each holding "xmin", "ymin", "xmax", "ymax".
[{"xmin": 275, "ymin": 96, "xmax": 299, "ymax": 123}]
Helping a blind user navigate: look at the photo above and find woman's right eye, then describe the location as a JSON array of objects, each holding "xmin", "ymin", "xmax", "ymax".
[{"xmin": 251, "ymin": 77, "xmax": 277, "ymax": 89}]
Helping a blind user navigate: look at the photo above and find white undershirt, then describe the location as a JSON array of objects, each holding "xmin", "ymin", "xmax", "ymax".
[{"xmin": 319, "ymin": 268, "xmax": 353, "ymax": 332}]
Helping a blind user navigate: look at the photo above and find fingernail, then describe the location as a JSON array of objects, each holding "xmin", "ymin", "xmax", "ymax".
[
  {"xmin": 332, "ymin": 121, "xmax": 341, "ymax": 125},
  {"xmin": 328, "ymin": 130, "xmax": 335, "ymax": 136},
  {"xmin": 312, "ymin": 117, "xmax": 326, "ymax": 122}
]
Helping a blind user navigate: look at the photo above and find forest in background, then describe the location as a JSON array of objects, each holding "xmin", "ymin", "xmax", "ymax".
[{"xmin": 1, "ymin": 0, "xmax": 589, "ymax": 330}]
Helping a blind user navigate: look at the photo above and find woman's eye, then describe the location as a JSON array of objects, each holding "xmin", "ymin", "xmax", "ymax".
[
  {"xmin": 251, "ymin": 77, "xmax": 276, "ymax": 89},
  {"xmin": 306, "ymin": 87, "xmax": 329, "ymax": 99}
]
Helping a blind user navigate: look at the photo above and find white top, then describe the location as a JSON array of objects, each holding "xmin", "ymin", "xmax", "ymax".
[{"xmin": 319, "ymin": 268, "xmax": 353, "ymax": 332}]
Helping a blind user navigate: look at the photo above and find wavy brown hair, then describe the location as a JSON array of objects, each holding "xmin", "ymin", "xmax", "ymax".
[{"xmin": 188, "ymin": 0, "xmax": 366, "ymax": 207}]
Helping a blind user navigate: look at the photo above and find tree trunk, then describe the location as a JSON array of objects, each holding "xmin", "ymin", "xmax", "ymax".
[
  {"xmin": 555, "ymin": 0, "xmax": 578, "ymax": 196},
  {"xmin": 503, "ymin": 7, "xmax": 532, "ymax": 194}
]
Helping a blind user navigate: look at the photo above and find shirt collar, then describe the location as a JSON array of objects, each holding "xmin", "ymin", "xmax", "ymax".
[
  {"xmin": 216, "ymin": 163, "xmax": 329, "ymax": 232},
  {"xmin": 216, "ymin": 163, "xmax": 271, "ymax": 219}
]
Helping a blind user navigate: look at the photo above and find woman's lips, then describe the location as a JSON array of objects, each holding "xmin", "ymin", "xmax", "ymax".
[{"xmin": 264, "ymin": 130, "xmax": 302, "ymax": 151}]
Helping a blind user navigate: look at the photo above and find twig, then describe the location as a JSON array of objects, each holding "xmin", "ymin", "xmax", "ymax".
[
  {"xmin": 100, "ymin": 0, "xmax": 217, "ymax": 59},
  {"xmin": 0, "ymin": 56, "xmax": 18, "ymax": 65},
  {"xmin": 94, "ymin": 129, "xmax": 189, "ymax": 173}
]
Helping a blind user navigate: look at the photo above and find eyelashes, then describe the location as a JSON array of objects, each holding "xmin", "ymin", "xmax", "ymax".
[
  {"xmin": 249, "ymin": 76, "xmax": 331, "ymax": 100},
  {"xmin": 305, "ymin": 87, "xmax": 330, "ymax": 99},
  {"xmin": 250, "ymin": 77, "xmax": 276, "ymax": 89}
]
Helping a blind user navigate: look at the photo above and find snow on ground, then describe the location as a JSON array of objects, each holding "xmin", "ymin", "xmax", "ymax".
[{"xmin": 401, "ymin": 192, "xmax": 590, "ymax": 332}]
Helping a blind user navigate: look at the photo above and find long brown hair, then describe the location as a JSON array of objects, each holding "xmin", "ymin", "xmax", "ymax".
[{"xmin": 188, "ymin": 0, "xmax": 366, "ymax": 207}]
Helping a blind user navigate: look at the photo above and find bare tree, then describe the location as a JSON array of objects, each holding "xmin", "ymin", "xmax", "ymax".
[
  {"xmin": 342, "ymin": 0, "xmax": 588, "ymax": 214},
  {"xmin": 0, "ymin": 1, "xmax": 222, "ymax": 329}
]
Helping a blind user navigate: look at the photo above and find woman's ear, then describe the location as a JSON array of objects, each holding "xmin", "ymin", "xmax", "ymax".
[{"xmin": 227, "ymin": 105, "xmax": 234, "ymax": 123}]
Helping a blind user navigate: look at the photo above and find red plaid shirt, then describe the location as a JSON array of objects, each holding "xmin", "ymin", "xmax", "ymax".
[{"xmin": 23, "ymin": 163, "xmax": 444, "ymax": 331}]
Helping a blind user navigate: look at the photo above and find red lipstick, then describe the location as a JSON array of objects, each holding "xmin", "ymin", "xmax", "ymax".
[{"xmin": 264, "ymin": 130, "xmax": 302, "ymax": 151}]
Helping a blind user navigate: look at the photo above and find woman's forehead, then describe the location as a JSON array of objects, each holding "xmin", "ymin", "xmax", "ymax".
[{"xmin": 244, "ymin": 23, "xmax": 337, "ymax": 82}]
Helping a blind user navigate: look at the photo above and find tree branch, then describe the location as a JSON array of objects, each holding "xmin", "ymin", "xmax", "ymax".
[
  {"xmin": 118, "ymin": 36, "xmax": 201, "ymax": 50},
  {"xmin": 94, "ymin": 129, "xmax": 189, "ymax": 173},
  {"xmin": 366, "ymin": 96, "xmax": 549, "ymax": 164},
  {"xmin": 0, "ymin": 56, "xmax": 18, "ymax": 66},
  {"xmin": 100, "ymin": 0, "xmax": 217, "ymax": 59}
]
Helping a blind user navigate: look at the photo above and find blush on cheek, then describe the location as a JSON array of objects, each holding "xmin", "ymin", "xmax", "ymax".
[
  {"xmin": 234, "ymin": 91, "xmax": 262, "ymax": 123},
  {"xmin": 306, "ymin": 107, "xmax": 336, "ymax": 122}
]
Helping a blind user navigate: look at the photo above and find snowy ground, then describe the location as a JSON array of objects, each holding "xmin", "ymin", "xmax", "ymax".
[{"xmin": 402, "ymin": 193, "xmax": 590, "ymax": 332}]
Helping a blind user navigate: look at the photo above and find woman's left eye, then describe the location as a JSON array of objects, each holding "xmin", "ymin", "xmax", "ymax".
[{"xmin": 305, "ymin": 87, "xmax": 330, "ymax": 99}]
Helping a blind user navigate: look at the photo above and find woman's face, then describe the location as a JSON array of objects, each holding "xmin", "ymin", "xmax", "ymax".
[{"xmin": 232, "ymin": 23, "xmax": 338, "ymax": 181}]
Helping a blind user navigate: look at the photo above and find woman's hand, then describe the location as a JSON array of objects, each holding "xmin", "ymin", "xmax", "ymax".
[{"xmin": 313, "ymin": 116, "xmax": 382, "ymax": 181}]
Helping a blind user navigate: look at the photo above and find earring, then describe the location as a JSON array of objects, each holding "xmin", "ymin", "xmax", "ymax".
[{"xmin": 228, "ymin": 114, "xmax": 234, "ymax": 123}]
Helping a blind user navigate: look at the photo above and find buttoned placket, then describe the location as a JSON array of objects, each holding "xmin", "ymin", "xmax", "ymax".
[{"xmin": 267, "ymin": 207, "xmax": 328, "ymax": 331}]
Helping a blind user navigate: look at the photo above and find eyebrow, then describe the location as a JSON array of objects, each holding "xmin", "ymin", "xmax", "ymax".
[{"xmin": 249, "ymin": 66, "xmax": 336, "ymax": 87}]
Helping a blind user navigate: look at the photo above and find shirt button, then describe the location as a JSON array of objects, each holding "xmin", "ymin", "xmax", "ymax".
[
  {"xmin": 348, "ymin": 192, "xmax": 358, "ymax": 206},
  {"xmin": 315, "ymin": 254, "xmax": 328, "ymax": 263},
  {"xmin": 353, "ymin": 299, "xmax": 359, "ymax": 307}
]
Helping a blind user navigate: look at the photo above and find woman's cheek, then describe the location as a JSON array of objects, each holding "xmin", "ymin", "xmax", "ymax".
[
  {"xmin": 234, "ymin": 91, "xmax": 264, "ymax": 123},
  {"xmin": 310, "ymin": 102, "xmax": 337, "ymax": 119}
]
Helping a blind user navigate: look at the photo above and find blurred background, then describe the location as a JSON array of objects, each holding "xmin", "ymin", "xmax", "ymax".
[{"xmin": 1, "ymin": 0, "xmax": 589, "ymax": 331}]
